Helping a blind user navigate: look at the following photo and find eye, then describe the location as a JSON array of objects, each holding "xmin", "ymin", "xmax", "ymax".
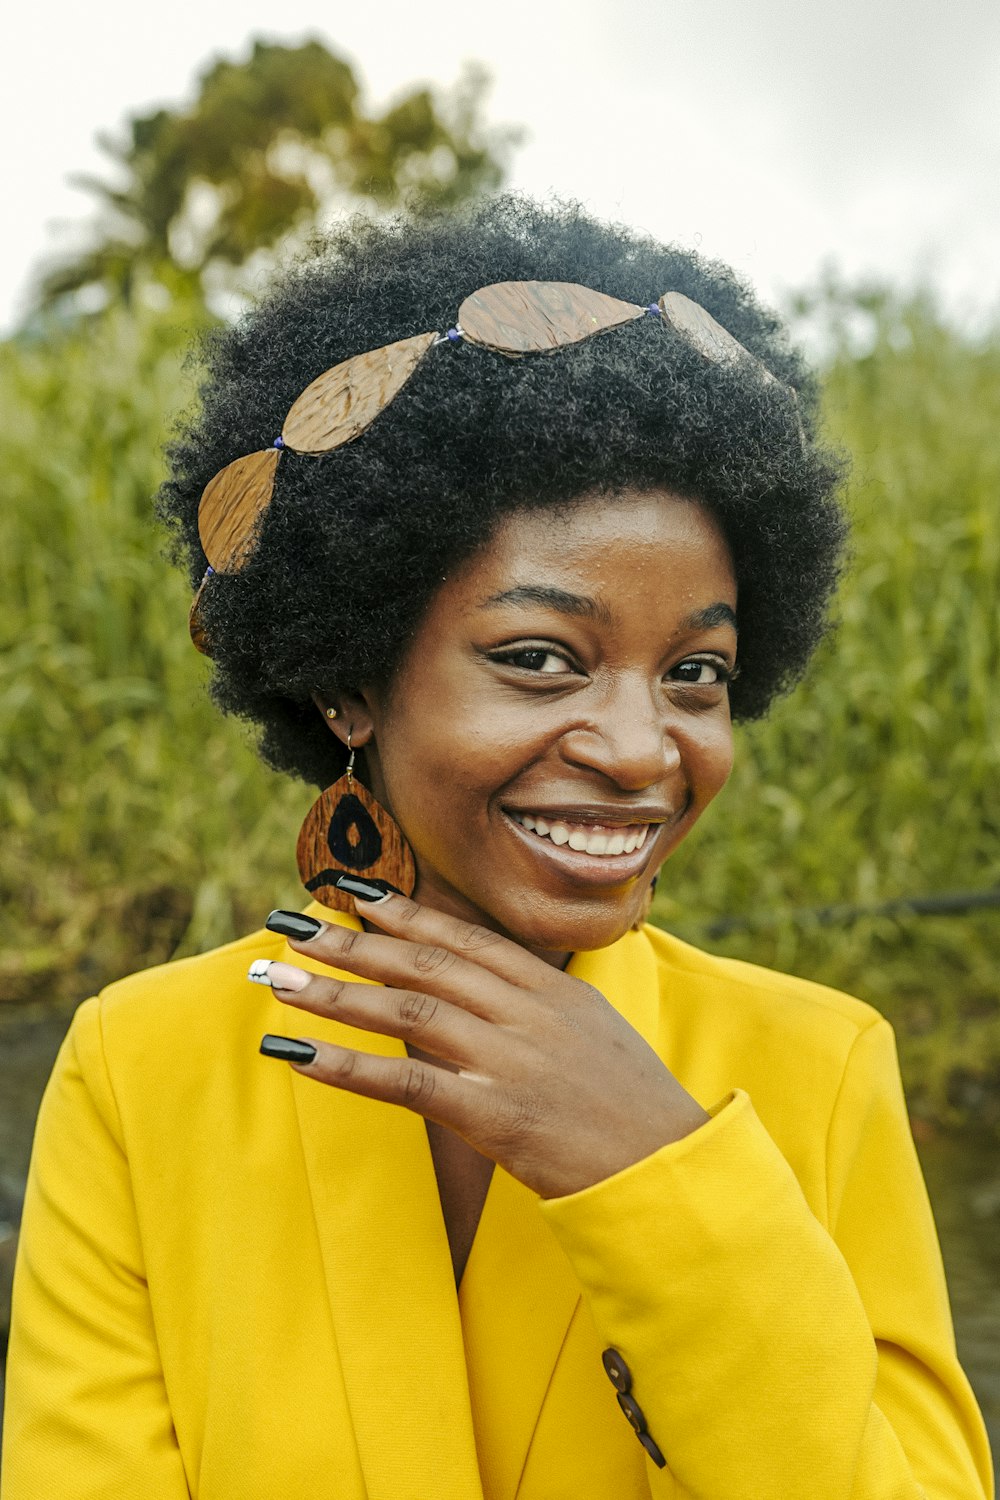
[
  {"xmin": 490, "ymin": 646, "xmax": 577, "ymax": 675},
  {"xmin": 669, "ymin": 657, "xmax": 733, "ymax": 686}
]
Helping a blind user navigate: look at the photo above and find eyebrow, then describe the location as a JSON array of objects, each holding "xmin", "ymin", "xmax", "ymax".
[
  {"xmin": 478, "ymin": 584, "xmax": 614, "ymax": 627},
  {"xmin": 478, "ymin": 586, "xmax": 737, "ymax": 633}
]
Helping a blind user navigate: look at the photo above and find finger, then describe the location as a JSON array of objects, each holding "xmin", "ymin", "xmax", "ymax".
[
  {"xmin": 269, "ymin": 1033, "xmax": 485, "ymax": 1131},
  {"xmin": 271, "ymin": 913, "xmax": 517, "ymax": 1020},
  {"xmin": 250, "ymin": 960, "xmax": 490, "ymax": 1064},
  {"xmin": 349, "ymin": 891, "xmax": 551, "ymax": 988}
]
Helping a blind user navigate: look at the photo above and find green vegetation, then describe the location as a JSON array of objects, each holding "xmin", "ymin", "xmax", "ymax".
[
  {"xmin": 2, "ymin": 287, "xmax": 998, "ymax": 1124},
  {"xmin": 36, "ymin": 38, "xmax": 518, "ymax": 315}
]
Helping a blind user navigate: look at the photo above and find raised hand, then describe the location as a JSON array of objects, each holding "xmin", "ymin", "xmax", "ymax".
[{"xmin": 253, "ymin": 892, "xmax": 709, "ymax": 1199}]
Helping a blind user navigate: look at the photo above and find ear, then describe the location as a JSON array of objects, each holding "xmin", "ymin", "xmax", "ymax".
[{"xmin": 310, "ymin": 691, "xmax": 376, "ymax": 749}]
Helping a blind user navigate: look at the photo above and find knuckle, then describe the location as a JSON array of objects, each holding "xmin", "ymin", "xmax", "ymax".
[
  {"xmin": 412, "ymin": 944, "xmax": 455, "ymax": 977},
  {"xmin": 334, "ymin": 927, "xmax": 362, "ymax": 958},
  {"xmin": 333, "ymin": 1047, "xmax": 359, "ymax": 1082},
  {"xmin": 455, "ymin": 923, "xmax": 502, "ymax": 955},
  {"xmin": 401, "ymin": 1061, "xmax": 436, "ymax": 1110},
  {"xmin": 398, "ymin": 990, "xmax": 439, "ymax": 1032},
  {"xmin": 491, "ymin": 1087, "xmax": 543, "ymax": 1146}
]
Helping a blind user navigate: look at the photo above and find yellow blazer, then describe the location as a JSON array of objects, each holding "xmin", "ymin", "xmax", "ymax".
[{"xmin": 2, "ymin": 907, "xmax": 993, "ymax": 1499}]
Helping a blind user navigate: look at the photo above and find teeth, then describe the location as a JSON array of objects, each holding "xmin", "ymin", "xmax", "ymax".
[{"xmin": 512, "ymin": 814, "xmax": 653, "ymax": 858}]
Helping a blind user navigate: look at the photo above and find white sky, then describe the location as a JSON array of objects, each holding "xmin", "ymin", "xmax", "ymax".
[{"xmin": 5, "ymin": 0, "xmax": 1000, "ymax": 333}]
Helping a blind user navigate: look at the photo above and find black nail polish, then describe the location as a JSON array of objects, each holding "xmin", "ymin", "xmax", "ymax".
[
  {"xmin": 332, "ymin": 873, "xmax": 401, "ymax": 902},
  {"xmin": 266, "ymin": 910, "xmax": 324, "ymax": 940},
  {"xmin": 259, "ymin": 1034, "xmax": 317, "ymax": 1064}
]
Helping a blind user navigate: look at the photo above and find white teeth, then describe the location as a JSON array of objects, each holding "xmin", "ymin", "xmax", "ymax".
[{"xmin": 512, "ymin": 813, "xmax": 654, "ymax": 858}]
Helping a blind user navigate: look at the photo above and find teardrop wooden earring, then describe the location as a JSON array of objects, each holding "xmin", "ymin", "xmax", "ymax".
[{"xmin": 296, "ymin": 730, "xmax": 416, "ymax": 912}]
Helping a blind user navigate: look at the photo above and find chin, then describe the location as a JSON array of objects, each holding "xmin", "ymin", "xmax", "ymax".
[{"xmin": 491, "ymin": 891, "xmax": 648, "ymax": 957}]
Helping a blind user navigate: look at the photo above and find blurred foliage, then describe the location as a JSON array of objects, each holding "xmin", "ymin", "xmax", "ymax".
[
  {"xmin": 1, "ymin": 281, "xmax": 999, "ymax": 1125},
  {"xmin": 36, "ymin": 38, "xmax": 520, "ymax": 314}
]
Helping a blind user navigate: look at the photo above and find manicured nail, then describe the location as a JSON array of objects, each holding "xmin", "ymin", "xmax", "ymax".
[
  {"xmin": 259, "ymin": 1034, "xmax": 317, "ymax": 1064},
  {"xmin": 248, "ymin": 960, "xmax": 309, "ymax": 992},
  {"xmin": 266, "ymin": 910, "xmax": 324, "ymax": 940},
  {"xmin": 332, "ymin": 873, "xmax": 398, "ymax": 903}
]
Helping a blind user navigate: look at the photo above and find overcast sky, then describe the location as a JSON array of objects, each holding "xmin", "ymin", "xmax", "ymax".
[{"xmin": 5, "ymin": 0, "xmax": 999, "ymax": 332}]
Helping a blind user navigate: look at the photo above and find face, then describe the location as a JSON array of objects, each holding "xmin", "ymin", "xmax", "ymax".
[{"xmin": 347, "ymin": 489, "xmax": 737, "ymax": 959}]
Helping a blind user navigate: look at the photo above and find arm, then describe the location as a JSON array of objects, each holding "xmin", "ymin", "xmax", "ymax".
[
  {"xmin": 1, "ymin": 998, "xmax": 191, "ymax": 1498},
  {"xmin": 537, "ymin": 1021, "xmax": 994, "ymax": 1500}
]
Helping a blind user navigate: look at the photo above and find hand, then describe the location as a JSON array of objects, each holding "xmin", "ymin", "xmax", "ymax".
[{"xmin": 255, "ymin": 894, "xmax": 710, "ymax": 1199}]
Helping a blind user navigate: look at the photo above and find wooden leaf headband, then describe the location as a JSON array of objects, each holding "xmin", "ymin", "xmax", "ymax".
[{"xmin": 189, "ymin": 281, "xmax": 792, "ymax": 654}]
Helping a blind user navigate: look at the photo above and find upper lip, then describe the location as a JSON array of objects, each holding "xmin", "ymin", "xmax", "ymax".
[{"xmin": 503, "ymin": 802, "xmax": 676, "ymax": 827}]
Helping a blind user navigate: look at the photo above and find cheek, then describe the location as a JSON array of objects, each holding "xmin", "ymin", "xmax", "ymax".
[{"xmin": 685, "ymin": 712, "xmax": 735, "ymax": 806}]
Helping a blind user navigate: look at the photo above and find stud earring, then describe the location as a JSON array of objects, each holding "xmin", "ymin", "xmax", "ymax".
[
  {"xmin": 325, "ymin": 707, "xmax": 338, "ymax": 719},
  {"xmin": 296, "ymin": 729, "xmax": 416, "ymax": 912}
]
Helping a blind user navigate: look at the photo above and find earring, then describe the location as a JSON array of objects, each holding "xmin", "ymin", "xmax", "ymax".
[{"xmin": 296, "ymin": 730, "xmax": 416, "ymax": 911}]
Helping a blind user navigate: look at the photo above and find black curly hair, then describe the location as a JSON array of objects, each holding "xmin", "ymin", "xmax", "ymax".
[{"xmin": 158, "ymin": 195, "xmax": 846, "ymax": 788}]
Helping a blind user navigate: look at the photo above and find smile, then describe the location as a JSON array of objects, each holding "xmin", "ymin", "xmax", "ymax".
[{"xmin": 507, "ymin": 811, "xmax": 653, "ymax": 858}]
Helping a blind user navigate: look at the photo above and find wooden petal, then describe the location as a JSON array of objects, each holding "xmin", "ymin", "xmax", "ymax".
[
  {"xmin": 188, "ymin": 574, "xmax": 212, "ymax": 656},
  {"xmin": 282, "ymin": 333, "xmax": 437, "ymax": 457},
  {"xmin": 459, "ymin": 281, "xmax": 644, "ymax": 355},
  {"xmin": 198, "ymin": 448, "xmax": 280, "ymax": 572},
  {"xmin": 658, "ymin": 291, "xmax": 775, "ymax": 378}
]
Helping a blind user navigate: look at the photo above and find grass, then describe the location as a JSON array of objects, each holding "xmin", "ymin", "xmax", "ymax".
[{"xmin": 2, "ymin": 289, "xmax": 999, "ymax": 1124}]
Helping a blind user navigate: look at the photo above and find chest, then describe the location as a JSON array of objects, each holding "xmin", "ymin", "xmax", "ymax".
[{"xmin": 424, "ymin": 1118, "xmax": 496, "ymax": 1285}]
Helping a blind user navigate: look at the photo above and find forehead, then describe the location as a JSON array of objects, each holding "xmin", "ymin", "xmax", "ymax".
[{"xmin": 451, "ymin": 489, "xmax": 737, "ymax": 607}]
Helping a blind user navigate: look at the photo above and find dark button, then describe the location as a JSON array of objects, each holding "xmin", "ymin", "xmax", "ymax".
[
  {"xmin": 638, "ymin": 1431, "xmax": 667, "ymax": 1469},
  {"xmin": 601, "ymin": 1347, "xmax": 632, "ymax": 1392},
  {"xmin": 616, "ymin": 1391, "xmax": 647, "ymax": 1434}
]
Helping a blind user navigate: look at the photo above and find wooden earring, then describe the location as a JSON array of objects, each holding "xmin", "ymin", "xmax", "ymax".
[{"xmin": 295, "ymin": 734, "xmax": 416, "ymax": 912}]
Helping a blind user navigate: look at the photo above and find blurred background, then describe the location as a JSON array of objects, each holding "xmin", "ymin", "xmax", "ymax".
[{"xmin": 1, "ymin": 0, "xmax": 998, "ymax": 1450}]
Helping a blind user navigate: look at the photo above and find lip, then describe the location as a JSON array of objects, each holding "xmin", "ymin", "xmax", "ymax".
[
  {"xmin": 501, "ymin": 802, "xmax": 674, "ymax": 827},
  {"xmin": 501, "ymin": 809, "xmax": 664, "ymax": 887}
]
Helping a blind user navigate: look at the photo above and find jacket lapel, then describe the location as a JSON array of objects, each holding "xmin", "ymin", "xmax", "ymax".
[
  {"xmin": 287, "ymin": 906, "xmax": 484, "ymax": 1500},
  {"xmin": 455, "ymin": 926, "xmax": 663, "ymax": 1500}
]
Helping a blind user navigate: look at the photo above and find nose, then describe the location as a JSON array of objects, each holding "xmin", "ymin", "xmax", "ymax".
[{"xmin": 557, "ymin": 676, "xmax": 682, "ymax": 791}]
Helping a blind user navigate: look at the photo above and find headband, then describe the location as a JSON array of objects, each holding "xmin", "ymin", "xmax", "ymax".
[{"xmin": 189, "ymin": 281, "xmax": 795, "ymax": 655}]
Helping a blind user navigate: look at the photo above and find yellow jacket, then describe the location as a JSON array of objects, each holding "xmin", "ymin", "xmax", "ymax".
[{"xmin": 2, "ymin": 907, "xmax": 993, "ymax": 1499}]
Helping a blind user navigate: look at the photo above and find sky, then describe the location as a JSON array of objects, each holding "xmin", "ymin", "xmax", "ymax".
[{"xmin": 5, "ymin": 0, "xmax": 1000, "ymax": 333}]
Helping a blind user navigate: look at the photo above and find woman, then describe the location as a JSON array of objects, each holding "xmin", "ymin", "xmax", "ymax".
[{"xmin": 2, "ymin": 199, "xmax": 992, "ymax": 1499}]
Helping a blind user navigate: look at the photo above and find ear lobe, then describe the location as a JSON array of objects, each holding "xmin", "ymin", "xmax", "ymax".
[{"xmin": 310, "ymin": 691, "xmax": 376, "ymax": 749}]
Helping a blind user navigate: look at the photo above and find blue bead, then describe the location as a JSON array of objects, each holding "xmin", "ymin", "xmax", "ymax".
[
  {"xmin": 205, "ymin": 565, "xmax": 215, "ymax": 577},
  {"xmin": 446, "ymin": 328, "xmax": 462, "ymax": 343},
  {"xmin": 273, "ymin": 435, "xmax": 285, "ymax": 448},
  {"xmin": 647, "ymin": 304, "xmax": 661, "ymax": 316}
]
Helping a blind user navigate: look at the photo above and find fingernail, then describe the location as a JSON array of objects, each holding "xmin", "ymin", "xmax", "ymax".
[
  {"xmin": 260, "ymin": 1034, "xmax": 317, "ymax": 1064},
  {"xmin": 332, "ymin": 873, "xmax": 398, "ymax": 903},
  {"xmin": 248, "ymin": 960, "xmax": 310, "ymax": 992},
  {"xmin": 266, "ymin": 910, "xmax": 324, "ymax": 940}
]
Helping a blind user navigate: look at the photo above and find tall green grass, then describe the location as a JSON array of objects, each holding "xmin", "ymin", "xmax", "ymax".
[{"xmin": 2, "ymin": 291, "xmax": 999, "ymax": 1120}]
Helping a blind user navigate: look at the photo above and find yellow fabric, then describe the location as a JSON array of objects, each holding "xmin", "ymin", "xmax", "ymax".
[{"xmin": 2, "ymin": 907, "xmax": 993, "ymax": 1499}]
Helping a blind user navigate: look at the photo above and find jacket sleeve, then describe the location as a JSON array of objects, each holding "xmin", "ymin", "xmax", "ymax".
[
  {"xmin": 538, "ymin": 1018, "xmax": 994, "ymax": 1500},
  {"xmin": 1, "ymin": 997, "xmax": 191, "ymax": 1499}
]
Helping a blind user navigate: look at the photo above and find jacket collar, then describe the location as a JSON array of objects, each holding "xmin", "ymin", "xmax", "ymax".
[{"xmin": 284, "ymin": 904, "xmax": 661, "ymax": 1500}]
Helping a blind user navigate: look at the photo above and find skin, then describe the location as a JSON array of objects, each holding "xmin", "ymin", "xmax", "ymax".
[{"xmin": 261, "ymin": 489, "xmax": 739, "ymax": 1204}]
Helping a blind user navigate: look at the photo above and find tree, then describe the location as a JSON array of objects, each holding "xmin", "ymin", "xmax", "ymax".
[{"xmin": 37, "ymin": 39, "xmax": 521, "ymax": 313}]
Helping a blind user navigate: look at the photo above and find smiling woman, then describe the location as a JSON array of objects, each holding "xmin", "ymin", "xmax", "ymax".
[{"xmin": 1, "ymin": 199, "xmax": 993, "ymax": 1500}]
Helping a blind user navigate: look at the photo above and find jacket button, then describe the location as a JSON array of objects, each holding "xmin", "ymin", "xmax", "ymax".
[
  {"xmin": 601, "ymin": 1347, "xmax": 632, "ymax": 1392},
  {"xmin": 616, "ymin": 1391, "xmax": 646, "ymax": 1434},
  {"xmin": 638, "ymin": 1430, "xmax": 667, "ymax": 1469}
]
